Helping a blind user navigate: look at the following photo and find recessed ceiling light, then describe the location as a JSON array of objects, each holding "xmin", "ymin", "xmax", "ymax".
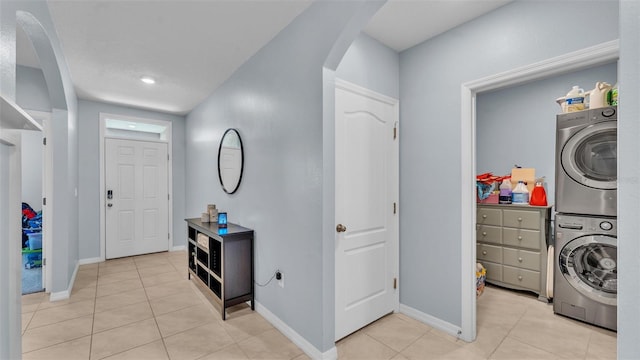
[
  {"xmin": 128, "ymin": 124, "xmax": 136, "ymax": 129},
  {"xmin": 140, "ymin": 76, "xmax": 156, "ymax": 84}
]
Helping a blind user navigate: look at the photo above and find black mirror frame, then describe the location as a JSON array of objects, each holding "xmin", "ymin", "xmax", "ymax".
[{"xmin": 217, "ymin": 128, "xmax": 244, "ymax": 194}]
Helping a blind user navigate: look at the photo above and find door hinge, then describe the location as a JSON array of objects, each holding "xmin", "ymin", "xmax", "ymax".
[
  {"xmin": 393, "ymin": 126, "xmax": 397, "ymax": 140},
  {"xmin": 43, "ymin": 197, "xmax": 46, "ymax": 206},
  {"xmin": 43, "ymin": 258, "xmax": 46, "ymax": 266},
  {"xmin": 393, "ymin": 202, "xmax": 396, "ymax": 214},
  {"xmin": 393, "ymin": 277, "xmax": 397, "ymax": 289},
  {"xmin": 43, "ymin": 137, "xmax": 46, "ymax": 145},
  {"xmin": 167, "ymin": 154, "xmax": 170, "ymax": 161},
  {"xmin": 168, "ymin": 194, "xmax": 170, "ymax": 200},
  {"xmin": 168, "ymin": 233, "xmax": 170, "ymax": 239}
]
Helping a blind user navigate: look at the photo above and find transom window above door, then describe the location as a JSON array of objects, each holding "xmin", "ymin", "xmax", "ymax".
[{"xmin": 105, "ymin": 116, "xmax": 169, "ymax": 141}]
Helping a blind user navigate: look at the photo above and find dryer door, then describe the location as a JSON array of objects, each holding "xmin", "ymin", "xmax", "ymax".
[
  {"xmin": 558, "ymin": 234, "xmax": 617, "ymax": 306},
  {"xmin": 561, "ymin": 121, "xmax": 617, "ymax": 190}
]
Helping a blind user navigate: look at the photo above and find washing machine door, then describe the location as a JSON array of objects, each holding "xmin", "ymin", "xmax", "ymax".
[
  {"xmin": 558, "ymin": 234, "xmax": 617, "ymax": 306},
  {"xmin": 561, "ymin": 121, "xmax": 617, "ymax": 190}
]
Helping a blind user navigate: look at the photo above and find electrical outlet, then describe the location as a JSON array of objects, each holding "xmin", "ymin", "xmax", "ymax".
[{"xmin": 277, "ymin": 271, "xmax": 284, "ymax": 288}]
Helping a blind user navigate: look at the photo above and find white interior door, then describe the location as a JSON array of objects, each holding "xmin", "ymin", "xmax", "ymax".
[
  {"xmin": 105, "ymin": 138, "xmax": 168, "ymax": 259},
  {"xmin": 335, "ymin": 79, "xmax": 399, "ymax": 341}
]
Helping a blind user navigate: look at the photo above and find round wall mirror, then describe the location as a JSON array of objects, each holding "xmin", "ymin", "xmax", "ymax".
[{"xmin": 218, "ymin": 128, "xmax": 244, "ymax": 194}]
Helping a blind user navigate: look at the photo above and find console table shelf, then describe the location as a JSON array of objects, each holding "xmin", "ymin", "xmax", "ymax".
[{"xmin": 186, "ymin": 218, "xmax": 254, "ymax": 320}]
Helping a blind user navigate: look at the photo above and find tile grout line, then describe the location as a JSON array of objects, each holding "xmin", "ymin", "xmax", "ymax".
[
  {"xmin": 137, "ymin": 255, "xmax": 173, "ymax": 360},
  {"xmin": 88, "ymin": 263, "xmax": 99, "ymax": 359},
  {"xmin": 90, "ymin": 255, "xmax": 173, "ymax": 360},
  {"xmin": 484, "ymin": 298, "xmax": 529, "ymax": 360},
  {"xmin": 22, "ymin": 267, "xmax": 98, "ymax": 357}
]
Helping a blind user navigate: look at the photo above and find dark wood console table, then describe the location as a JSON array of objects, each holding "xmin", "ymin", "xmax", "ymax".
[{"xmin": 185, "ymin": 218, "xmax": 254, "ymax": 320}]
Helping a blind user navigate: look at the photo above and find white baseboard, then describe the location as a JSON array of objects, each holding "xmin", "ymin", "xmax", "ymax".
[
  {"xmin": 49, "ymin": 261, "xmax": 80, "ymax": 302},
  {"xmin": 170, "ymin": 245, "xmax": 185, "ymax": 252},
  {"xmin": 78, "ymin": 257, "xmax": 101, "ymax": 265},
  {"xmin": 255, "ymin": 301, "xmax": 337, "ymax": 360},
  {"xmin": 399, "ymin": 303, "xmax": 462, "ymax": 339}
]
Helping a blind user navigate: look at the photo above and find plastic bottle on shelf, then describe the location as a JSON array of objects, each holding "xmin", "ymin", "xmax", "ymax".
[
  {"xmin": 498, "ymin": 179, "xmax": 512, "ymax": 204},
  {"xmin": 609, "ymin": 83, "xmax": 618, "ymax": 106},
  {"xmin": 529, "ymin": 179, "xmax": 548, "ymax": 206},
  {"xmin": 511, "ymin": 181, "xmax": 529, "ymax": 204},
  {"xmin": 565, "ymin": 85, "xmax": 585, "ymax": 112}
]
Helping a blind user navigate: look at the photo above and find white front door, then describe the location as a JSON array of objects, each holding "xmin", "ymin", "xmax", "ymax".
[
  {"xmin": 335, "ymin": 79, "xmax": 399, "ymax": 341},
  {"xmin": 105, "ymin": 138, "xmax": 168, "ymax": 259}
]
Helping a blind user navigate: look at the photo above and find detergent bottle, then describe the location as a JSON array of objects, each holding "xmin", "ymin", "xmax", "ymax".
[
  {"xmin": 499, "ymin": 179, "xmax": 512, "ymax": 204},
  {"xmin": 530, "ymin": 178, "xmax": 548, "ymax": 206},
  {"xmin": 565, "ymin": 85, "xmax": 585, "ymax": 112},
  {"xmin": 512, "ymin": 181, "xmax": 529, "ymax": 204}
]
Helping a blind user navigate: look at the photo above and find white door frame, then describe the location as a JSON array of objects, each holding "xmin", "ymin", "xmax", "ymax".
[
  {"xmin": 334, "ymin": 78, "xmax": 400, "ymax": 339},
  {"xmin": 459, "ymin": 40, "xmax": 619, "ymax": 342},
  {"xmin": 0, "ymin": 130, "xmax": 23, "ymax": 359},
  {"xmin": 27, "ymin": 109, "xmax": 52, "ymax": 291},
  {"xmin": 99, "ymin": 113, "xmax": 173, "ymax": 261}
]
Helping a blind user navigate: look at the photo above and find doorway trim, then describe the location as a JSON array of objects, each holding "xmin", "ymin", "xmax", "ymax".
[
  {"xmin": 25, "ymin": 109, "xmax": 52, "ymax": 291},
  {"xmin": 459, "ymin": 39, "xmax": 619, "ymax": 342},
  {"xmin": 99, "ymin": 113, "xmax": 173, "ymax": 261}
]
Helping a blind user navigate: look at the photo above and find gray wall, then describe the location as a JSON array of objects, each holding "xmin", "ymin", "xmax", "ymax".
[
  {"xmin": 186, "ymin": 1, "xmax": 383, "ymax": 352},
  {"xmin": 476, "ymin": 62, "xmax": 618, "ymax": 204},
  {"xmin": 399, "ymin": 0, "xmax": 618, "ymax": 327},
  {"xmin": 16, "ymin": 65, "xmax": 49, "ymax": 213},
  {"xmin": 618, "ymin": 0, "xmax": 640, "ymax": 357},
  {"xmin": 2, "ymin": 0, "xmax": 79, "ymax": 296},
  {"xmin": 1, "ymin": 1, "xmax": 78, "ymax": 355},
  {"xmin": 336, "ymin": 32, "xmax": 399, "ymax": 99},
  {"xmin": 78, "ymin": 99, "xmax": 186, "ymax": 260},
  {"xmin": 16, "ymin": 65, "xmax": 51, "ymax": 112}
]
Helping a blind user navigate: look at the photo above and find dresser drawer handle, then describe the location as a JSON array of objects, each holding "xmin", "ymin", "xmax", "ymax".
[
  {"xmin": 482, "ymin": 214, "xmax": 487, "ymax": 219},
  {"xmin": 518, "ymin": 217, "xmax": 523, "ymax": 222},
  {"xmin": 518, "ymin": 257, "xmax": 523, "ymax": 262},
  {"xmin": 482, "ymin": 251, "xmax": 487, "ymax": 255},
  {"xmin": 518, "ymin": 275, "xmax": 523, "ymax": 281},
  {"xmin": 518, "ymin": 236, "xmax": 523, "ymax": 240},
  {"xmin": 482, "ymin": 232, "xmax": 487, "ymax": 236}
]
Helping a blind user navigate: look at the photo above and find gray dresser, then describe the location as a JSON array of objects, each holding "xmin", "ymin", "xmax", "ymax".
[{"xmin": 476, "ymin": 204, "xmax": 552, "ymax": 301}]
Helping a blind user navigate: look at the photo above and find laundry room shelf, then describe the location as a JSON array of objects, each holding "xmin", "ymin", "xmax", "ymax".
[{"xmin": 476, "ymin": 203, "xmax": 552, "ymax": 302}]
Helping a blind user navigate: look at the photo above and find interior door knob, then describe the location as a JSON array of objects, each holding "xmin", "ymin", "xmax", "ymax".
[{"xmin": 336, "ymin": 224, "xmax": 347, "ymax": 233}]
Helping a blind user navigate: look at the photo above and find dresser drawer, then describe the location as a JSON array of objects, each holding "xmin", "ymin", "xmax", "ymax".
[
  {"xmin": 503, "ymin": 248, "xmax": 541, "ymax": 271},
  {"xmin": 503, "ymin": 266, "xmax": 540, "ymax": 291},
  {"xmin": 482, "ymin": 261, "xmax": 502, "ymax": 282},
  {"xmin": 477, "ymin": 207, "xmax": 502, "ymax": 226},
  {"xmin": 476, "ymin": 225, "xmax": 502, "ymax": 245},
  {"xmin": 502, "ymin": 228, "xmax": 541, "ymax": 250},
  {"xmin": 503, "ymin": 209, "xmax": 540, "ymax": 230},
  {"xmin": 477, "ymin": 244, "xmax": 502, "ymax": 264}
]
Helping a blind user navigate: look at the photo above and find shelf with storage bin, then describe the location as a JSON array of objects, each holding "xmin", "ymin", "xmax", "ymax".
[
  {"xmin": 186, "ymin": 218, "xmax": 254, "ymax": 320},
  {"xmin": 476, "ymin": 203, "xmax": 552, "ymax": 301}
]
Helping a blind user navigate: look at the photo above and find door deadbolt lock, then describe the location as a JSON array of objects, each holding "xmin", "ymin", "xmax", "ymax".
[
  {"xmin": 107, "ymin": 190, "xmax": 113, "ymax": 200},
  {"xmin": 336, "ymin": 224, "xmax": 347, "ymax": 233}
]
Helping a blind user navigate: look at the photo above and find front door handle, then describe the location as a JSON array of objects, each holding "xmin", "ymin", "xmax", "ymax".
[
  {"xmin": 107, "ymin": 203, "xmax": 113, "ymax": 208},
  {"xmin": 336, "ymin": 224, "xmax": 347, "ymax": 233}
]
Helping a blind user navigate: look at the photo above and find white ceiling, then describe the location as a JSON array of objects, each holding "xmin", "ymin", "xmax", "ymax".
[
  {"xmin": 365, "ymin": 0, "xmax": 512, "ymax": 52},
  {"xmin": 16, "ymin": 0, "xmax": 511, "ymax": 115}
]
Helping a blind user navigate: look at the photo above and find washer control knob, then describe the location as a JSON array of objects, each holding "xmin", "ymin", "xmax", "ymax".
[{"xmin": 600, "ymin": 221, "xmax": 613, "ymax": 231}]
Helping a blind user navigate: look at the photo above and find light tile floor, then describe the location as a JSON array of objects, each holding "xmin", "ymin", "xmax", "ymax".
[{"xmin": 21, "ymin": 251, "xmax": 616, "ymax": 359}]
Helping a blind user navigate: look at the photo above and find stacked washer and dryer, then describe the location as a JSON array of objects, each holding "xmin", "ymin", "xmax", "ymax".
[{"xmin": 554, "ymin": 106, "xmax": 617, "ymax": 331}]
